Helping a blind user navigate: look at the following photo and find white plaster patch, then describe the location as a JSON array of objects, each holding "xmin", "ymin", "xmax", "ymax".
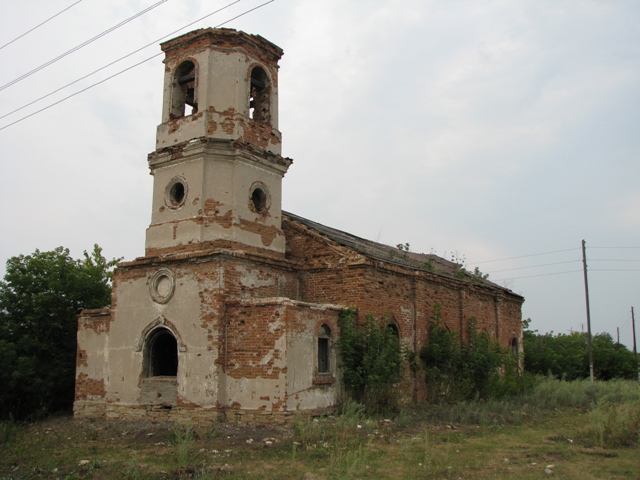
[{"xmin": 237, "ymin": 265, "xmax": 276, "ymax": 288}]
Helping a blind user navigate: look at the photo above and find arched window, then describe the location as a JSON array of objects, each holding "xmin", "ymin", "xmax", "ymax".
[
  {"xmin": 170, "ymin": 61, "xmax": 197, "ymax": 119},
  {"xmin": 511, "ymin": 337, "xmax": 519, "ymax": 357},
  {"xmin": 318, "ymin": 324, "xmax": 331, "ymax": 374},
  {"xmin": 387, "ymin": 323, "xmax": 400, "ymax": 339},
  {"xmin": 249, "ymin": 66, "xmax": 269, "ymax": 122},
  {"xmin": 144, "ymin": 328, "xmax": 178, "ymax": 377}
]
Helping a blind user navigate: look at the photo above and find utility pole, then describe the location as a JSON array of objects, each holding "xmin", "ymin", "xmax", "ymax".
[
  {"xmin": 633, "ymin": 307, "xmax": 638, "ymax": 382},
  {"xmin": 632, "ymin": 307, "xmax": 637, "ymax": 355},
  {"xmin": 581, "ymin": 240, "xmax": 595, "ymax": 385},
  {"xmin": 617, "ymin": 327, "xmax": 620, "ymax": 344}
]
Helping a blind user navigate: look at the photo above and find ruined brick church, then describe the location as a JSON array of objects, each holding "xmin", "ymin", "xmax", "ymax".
[{"xmin": 74, "ymin": 28, "xmax": 524, "ymax": 424}]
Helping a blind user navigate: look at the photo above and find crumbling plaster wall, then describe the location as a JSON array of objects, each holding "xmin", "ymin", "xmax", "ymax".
[
  {"xmin": 156, "ymin": 31, "xmax": 282, "ymax": 154},
  {"xmin": 107, "ymin": 261, "xmax": 217, "ymax": 407},
  {"xmin": 146, "ymin": 140, "xmax": 289, "ymax": 254},
  {"xmin": 75, "ymin": 309, "xmax": 111, "ymax": 417},
  {"xmin": 76, "ymin": 249, "xmax": 308, "ymax": 416},
  {"xmin": 223, "ymin": 298, "xmax": 341, "ymax": 415}
]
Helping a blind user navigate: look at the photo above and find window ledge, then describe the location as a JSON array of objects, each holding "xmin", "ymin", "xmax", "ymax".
[{"xmin": 313, "ymin": 375, "xmax": 335, "ymax": 386}]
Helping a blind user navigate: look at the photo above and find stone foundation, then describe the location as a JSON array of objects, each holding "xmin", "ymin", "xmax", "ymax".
[{"xmin": 74, "ymin": 401, "xmax": 336, "ymax": 426}]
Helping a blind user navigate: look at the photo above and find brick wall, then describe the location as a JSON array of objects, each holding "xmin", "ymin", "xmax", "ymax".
[{"xmin": 283, "ymin": 219, "xmax": 524, "ymax": 354}]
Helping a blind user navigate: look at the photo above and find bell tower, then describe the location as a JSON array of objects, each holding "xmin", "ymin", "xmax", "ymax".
[{"xmin": 145, "ymin": 28, "xmax": 292, "ymax": 256}]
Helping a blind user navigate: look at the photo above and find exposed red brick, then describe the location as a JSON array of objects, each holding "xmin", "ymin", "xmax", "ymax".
[{"xmin": 75, "ymin": 373, "xmax": 106, "ymax": 400}]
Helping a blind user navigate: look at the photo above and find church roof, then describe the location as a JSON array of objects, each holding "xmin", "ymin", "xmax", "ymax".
[{"xmin": 283, "ymin": 211, "xmax": 521, "ymax": 297}]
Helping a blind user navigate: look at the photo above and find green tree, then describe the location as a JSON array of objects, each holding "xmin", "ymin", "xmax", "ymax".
[
  {"xmin": 523, "ymin": 322, "xmax": 638, "ymax": 381},
  {"xmin": 0, "ymin": 245, "xmax": 118, "ymax": 419},
  {"xmin": 592, "ymin": 333, "xmax": 638, "ymax": 380}
]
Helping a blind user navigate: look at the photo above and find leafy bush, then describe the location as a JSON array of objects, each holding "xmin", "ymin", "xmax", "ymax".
[
  {"xmin": 337, "ymin": 309, "xmax": 409, "ymax": 415},
  {"xmin": 420, "ymin": 304, "xmax": 527, "ymax": 403}
]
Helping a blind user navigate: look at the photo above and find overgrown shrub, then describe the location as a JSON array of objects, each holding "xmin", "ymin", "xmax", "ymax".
[
  {"xmin": 337, "ymin": 309, "xmax": 410, "ymax": 415},
  {"xmin": 420, "ymin": 304, "xmax": 528, "ymax": 403}
]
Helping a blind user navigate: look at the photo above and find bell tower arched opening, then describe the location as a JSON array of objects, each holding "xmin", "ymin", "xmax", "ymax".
[
  {"xmin": 170, "ymin": 60, "xmax": 197, "ymax": 119},
  {"xmin": 249, "ymin": 66, "xmax": 270, "ymax": 122}
]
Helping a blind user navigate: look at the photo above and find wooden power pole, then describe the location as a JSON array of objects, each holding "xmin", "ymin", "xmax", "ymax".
[
  {"xmin": 581, "ymin": 240, "xmax": 595, "ymax": 385},
  {"xmin": 633, "ymin": 307, "xmax": 638, "ymax": 382},
  {"xmin": 632, "ymin": 306, "xmax": 637, "ymax": 356}
]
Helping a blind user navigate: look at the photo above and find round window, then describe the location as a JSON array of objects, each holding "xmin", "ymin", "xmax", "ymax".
[
  {"xmin": 165, "ymin": 177, "xmax": 187, "ymax": 209},
  {"xmin": 249, "ymin": 182, "xmax": 270, "ymax": 214},
  {"xmin": 149, "ymin": 268, "xmax": 176, "ymax": 304}
]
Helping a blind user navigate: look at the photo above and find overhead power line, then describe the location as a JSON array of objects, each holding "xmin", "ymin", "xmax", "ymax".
[
  {"xmin": 0, "ymin": 0, "xmax": 276, "ymax": 132},
  {"xmin": 494, "ymin": 269, "xmax": 583, "ymax": 282},
  {"xmin": 0, "ymin": 0, "xmax": 169, "ymax": 92},
  {"xmin": 590, "ymin": 259, "xmax": 640, "ymax": 262},
  {"xmin": 0, "ymin": 0, "xmax": 83, "ymax": 51},
  {"xmin": 470, "ymin": 248, "xmax": 579, "ymax": 265},
  {"xmin": 589, "ymin": 246, "xmax": 640, "ymax": 249},
  {"xmin": 0, "ymin": 0, "xmax": 242, "ymax": 121},
  {"xmin": 486, "ymin": 259, "xmax": 579, "ymax": 274},
  {"xmin": 590, "ymin": 268, "xmax": 640, "ymax": 272}
]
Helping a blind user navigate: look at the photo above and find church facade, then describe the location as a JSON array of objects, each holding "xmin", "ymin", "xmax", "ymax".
[{"xmin": 74, "ymin": 28, "xmax": 524, "ymax": 425}]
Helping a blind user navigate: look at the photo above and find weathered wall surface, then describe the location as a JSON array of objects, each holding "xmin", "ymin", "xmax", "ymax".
[
  {"xmin": 284, "ymin": 302, "xmax": 341, "ymax": 412},
  {"xmin": 74, "ymin": 309, "xmax": 111, "ymax": 418},
  {"xmin": 146, "ymin": 140, "xmax": 291, "ymax": 254},
  {"xmin": 222, "ymin": 298, "xmax": 341, "ymax": 422},
  {"xmin": 76, "ymin": 219, "xmax": 523, "ymax": 421},
  {"xmin": 76, "ymin": 248, "xmax": 344, "ymax": 422},
  {"xmin": 157, "ymin": 30, "xmax": 282, "ymax": 152},
  {"xmin": 282, "ymin": 218, "xmax": 524, "ymax": 356}
]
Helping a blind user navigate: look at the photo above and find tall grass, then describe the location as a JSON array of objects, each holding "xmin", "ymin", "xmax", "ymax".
[
  {"xmin": 576, "ymin": 400, "xmax": 640, "ymax": 448},
  {"xmin": 169, "ymin": 424, "xmax": 196, "ymax": 477},
  {"xmin": 420, "ymin": 377, "xmax": 640, "ymax": 434},
  {"xmin": 0, "ymin": 415, "xmax": 17, "ymax": 444},
  {"xmin": 293, "ymin": 401, "xmax": 381, "ymax": 478}
]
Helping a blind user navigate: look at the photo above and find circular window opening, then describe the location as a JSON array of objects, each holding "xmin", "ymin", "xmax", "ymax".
[
  {"xmin": 251, "ymin": 188, "xmax": 267, "ymax": 213},
  {"xmin": 170, "ymin": 182, "xmax": 185, "ymax": 204},
  {"xmin": 165, "ymin": 177, "xmax": 187, "ymax": 209}
]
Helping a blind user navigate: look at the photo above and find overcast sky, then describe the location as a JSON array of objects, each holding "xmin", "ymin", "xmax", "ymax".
[{"xmin": 1, "ymin": 0, "xmax": 638, "ymax": 349}]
